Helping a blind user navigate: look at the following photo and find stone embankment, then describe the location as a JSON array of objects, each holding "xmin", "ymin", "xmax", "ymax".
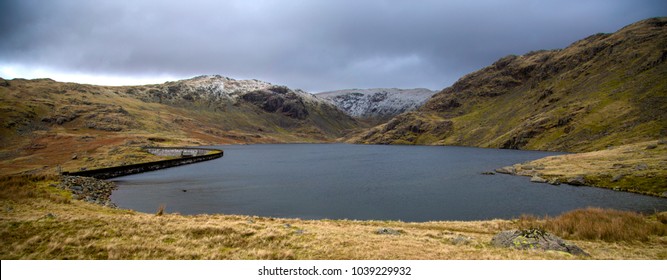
[
  {"xmin": 57, "ymin": 147, "xmax": 223, "ymax": 207},
  {"xmin": 58, "ymin": 176, "xmax": 117, "ymax": 207},
  {"xmin": 62, "ymin": 147, "xmax": 223, "ymax": 179}
]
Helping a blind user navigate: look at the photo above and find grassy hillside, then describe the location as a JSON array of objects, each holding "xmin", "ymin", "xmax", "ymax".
[
  {"xmin": 0, "ymin": 76, "xmax": 359, "ymax": 175},
  {"xmin": 1, "ymin": 175, "xmax": 665, "ymax": 259},
  {"xmin": 354, "ymin": 17, "xmax": 667, "ymax": 152}
]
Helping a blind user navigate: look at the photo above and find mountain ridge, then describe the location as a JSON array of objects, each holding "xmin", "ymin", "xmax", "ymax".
[
  {"xmin": 352, "ymin": 17, "xmax": 667, "ymax": 153},
  {"xmin": 317, "ymin": 88, "xmax": 436, "ymax": 123}
]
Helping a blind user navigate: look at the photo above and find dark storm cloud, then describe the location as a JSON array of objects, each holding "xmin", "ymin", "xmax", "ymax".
[{"xmin": 1, "ymin": 0, "xmax": 665, "ymax": 92}]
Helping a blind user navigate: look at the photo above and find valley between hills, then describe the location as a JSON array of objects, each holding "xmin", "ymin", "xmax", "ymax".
[{"xmin": 1, "ymin": 17, "xmax": 666, "ymax": 259}]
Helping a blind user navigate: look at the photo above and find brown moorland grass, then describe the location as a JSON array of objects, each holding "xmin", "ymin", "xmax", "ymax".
[
  {"xmin": 516, "ymin": 208, "xmax": 667, "ymax": 242},
  {"xmin": 1, "ymin": 175, "xmax": 666, "ymax": 259}
]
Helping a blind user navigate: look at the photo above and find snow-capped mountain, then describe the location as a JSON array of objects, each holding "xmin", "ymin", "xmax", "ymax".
[
  {"xmin": 118, "ymin": 74, "xmax": 358, "ymax": 136},
  {"xmin": 317, "ymin": 88, "xmax": 436, "ymax": 121}
]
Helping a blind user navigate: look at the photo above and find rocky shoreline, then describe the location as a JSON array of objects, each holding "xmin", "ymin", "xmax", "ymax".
[
  {"xmin": 493, "ymin": 164, "xmax": 623, "ymax": 189},
  {"xmin": 494, "ymin": 165, "xmax": 574, "ymax": 186},
  {"xmin": 490, "ymin": 150, "xmax": 667, "ymax": 199},
  {"xmin": 58, "ymin": 176, "xmax": 117, "ymax": 207}
]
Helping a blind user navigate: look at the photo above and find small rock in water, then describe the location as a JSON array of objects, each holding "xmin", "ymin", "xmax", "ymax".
[
  {"xmin": 481, "ymin": 171, "xmax": 495, "ymax": 175},
  {"xmin": 181, "ymin": 189, "xmax": 187, "ymax": 192},
  {"xmin": 567, "ymin": 176, "xmax": 586, "ymax": 186},
  {"xmin": 494, "ymin": 166, "xmax": 516, "ymax": 174},
  {"xmin": 548, "ymin": 178, "xmax": 561, "ymax": 185},
  {"xmin": 530, "ymin": 175, "xmax": 548, "ymax": 183}
]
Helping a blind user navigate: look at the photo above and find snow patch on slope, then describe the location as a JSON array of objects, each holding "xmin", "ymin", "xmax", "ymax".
[
  {"xmin": 316, "ymin": 88, "xmax": 436, "ymax": 120},
  {"xmin": 175, "ymin": 75, "xmax": 273, "ymax": 100}
]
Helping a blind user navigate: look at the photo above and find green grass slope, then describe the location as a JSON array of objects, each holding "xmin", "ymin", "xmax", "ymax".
[{"xmin": 354, "ymin": 17, "xmax": 667, "ymax": 153}]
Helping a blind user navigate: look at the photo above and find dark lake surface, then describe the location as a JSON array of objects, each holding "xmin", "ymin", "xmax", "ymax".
[{"xmin": 111, "ymin": 144, "xmax": 667, "ymax": 221}]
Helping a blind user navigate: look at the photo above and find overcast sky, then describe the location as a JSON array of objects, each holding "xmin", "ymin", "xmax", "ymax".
[{"xmin": 1, "ymin": 0, "xmax": 665, "ymax": 92}]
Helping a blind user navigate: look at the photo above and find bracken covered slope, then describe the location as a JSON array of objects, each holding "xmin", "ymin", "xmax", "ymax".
[
  {"xmin": 0, "ymin": 75, "xmax": 358, "ymax": 175},
  {"xmin": 354, "ymin": 18, "xmax": 667, "ymax": 152}
]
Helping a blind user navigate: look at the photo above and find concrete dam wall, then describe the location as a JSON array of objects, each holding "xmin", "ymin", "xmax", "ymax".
[
  {"xmin": 62, "ymin": 147, "xmax": 223, "ymax": 179},
  {"xmin": 144, "ymin": 147, "xmax": 210, "ymax": 157}
]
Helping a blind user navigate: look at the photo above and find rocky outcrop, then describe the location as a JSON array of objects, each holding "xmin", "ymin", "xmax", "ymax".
[
  {"xmin": 241, "ymin": 86, "xmax": 309, "ymax": 119},
  {"xmin": 491, "ymin": 229, "xmax": 589, "ymax": 256}
]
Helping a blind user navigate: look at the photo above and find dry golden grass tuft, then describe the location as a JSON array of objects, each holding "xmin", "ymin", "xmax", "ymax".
[
  {"xmin": 156, "ymin": 204, "xmax": 165, "ymax": 216},
  {"xmin": 656, "ymin": 212, "xmax": 667, "ymax": 224},
  {"xmin": 0, "ymin": 174, "xmax": 69, "ymax": 204},
  {"xmin": 1, "ymin": 175, "xmax": 666, "ymax": 260},
  {"xmin": 517, "ymin": 208, "xmax": 667, "ymax": 242}
]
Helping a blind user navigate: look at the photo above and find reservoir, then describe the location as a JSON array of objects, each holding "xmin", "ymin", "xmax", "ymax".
[{"xmin": 111, "ymin": 144, "xmax": 667, "ymax": 221}]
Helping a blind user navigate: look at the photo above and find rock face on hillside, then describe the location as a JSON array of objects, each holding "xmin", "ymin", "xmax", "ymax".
[
  {"xmin": 354, "ymin": 17, "xmax": 667, "ymax": 152},
  {"xmin": 317, "ymin": 88, "xmax": 435, "ymax": 122}
]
